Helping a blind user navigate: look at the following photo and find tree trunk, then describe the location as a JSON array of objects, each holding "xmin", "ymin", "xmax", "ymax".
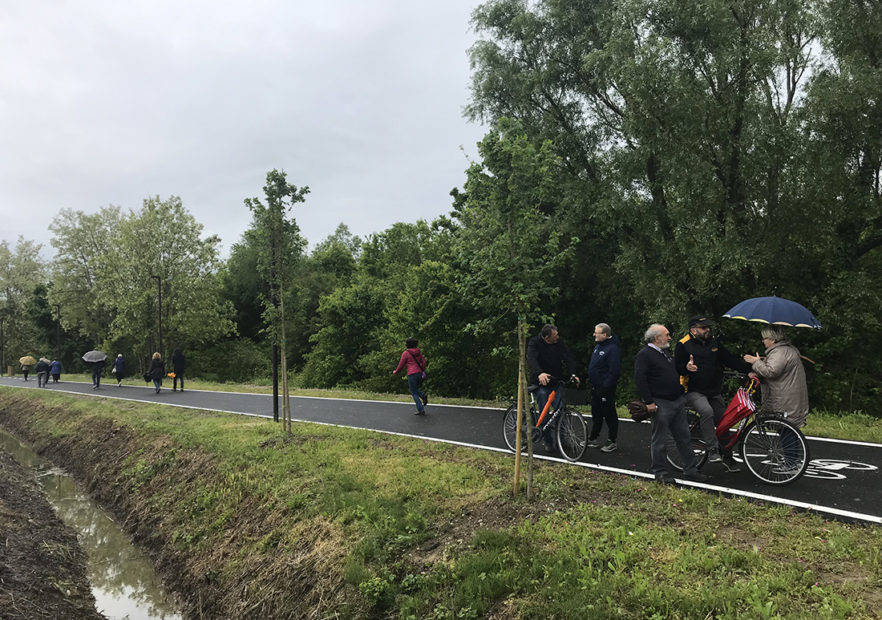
[{"xmin": 279, "ymin": 293, "xmax": 291, "ymax": 433}]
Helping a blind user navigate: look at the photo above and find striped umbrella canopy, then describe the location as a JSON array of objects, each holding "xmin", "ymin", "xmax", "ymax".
[{"xmin": 722, "ymin": 296, "xmax": 821, "ymax": 329}]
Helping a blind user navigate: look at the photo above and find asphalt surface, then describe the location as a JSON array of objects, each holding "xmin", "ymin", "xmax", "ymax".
[{"xmin": 2, "ymin": 376, "xmax": 880, "ymax": 524}]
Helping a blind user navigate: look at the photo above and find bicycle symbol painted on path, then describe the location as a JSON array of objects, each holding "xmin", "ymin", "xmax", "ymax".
[{"xmin": 803, "ymin": 459, "xmax": 879, "ymax": 480}]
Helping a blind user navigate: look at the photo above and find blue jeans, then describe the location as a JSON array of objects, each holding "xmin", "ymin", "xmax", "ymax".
[
  {"xmin": 535, "ymin": 385, "xmax": 562, "ymax": 446},
  {"xmin": 407, "ymin": 373, "xmax": 425, "ymax": 413},
  {"xmin": 650, "ymin": 395, "xmax": 699, "ymax": 477},
  {"xmin": 153, "ymin": 379, "xmax": 162, "ymax": 392}
]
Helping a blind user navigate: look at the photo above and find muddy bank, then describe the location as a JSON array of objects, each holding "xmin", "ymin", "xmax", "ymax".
[
  {"xmin": 0, "ymin": 447, "xmax": 105, "ymax": 620},
  {"xmin": 0, "ymin": 390, "xmax": 353, "ymax": 619}
]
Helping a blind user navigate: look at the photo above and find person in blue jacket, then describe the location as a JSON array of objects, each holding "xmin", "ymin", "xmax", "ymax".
[
  {"xmin": 113, "ymin": 354, "xmax": 126, "ymax": 386},
  {"xmin": 587, "ymin": 323, "xmax": 622, "ymax": 452},
  {"xmin": 49, "ymin": 359, "xmax": 62, "ymax": 383}
]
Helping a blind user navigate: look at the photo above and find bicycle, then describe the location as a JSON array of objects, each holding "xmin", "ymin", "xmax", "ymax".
[
  {"xmin": 666, "ymin": 375, "xmax": 810, "ymax": 485},
  {"xmin": 502, "ymin": 376, "xmax": 589, "ymax": 462}
]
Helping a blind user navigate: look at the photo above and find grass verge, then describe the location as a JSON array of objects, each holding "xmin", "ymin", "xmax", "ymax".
[{"xmin": 0, "ymin": 387, "xmax": 880, "ymax": 618}]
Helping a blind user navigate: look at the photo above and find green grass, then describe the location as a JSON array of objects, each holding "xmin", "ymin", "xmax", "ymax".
[{"xmin": 1, "ymin": 386, "xmax": 880, "ymax": 618}]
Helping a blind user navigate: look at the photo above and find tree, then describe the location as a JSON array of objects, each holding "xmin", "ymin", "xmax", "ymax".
[
  {"xmin": 47, "ymin": 206, "xmax": 122, "ymax": 343},
  {"xmin": 101, "ymin": 196, "xmax": 235, "ymax": 367},
  {"xmin": 244, "ymin": 170, "xmax": 309, "ymax": 431},
  {"xmin": 453, "ymin": 118, "xmax": 576, "ymax": 496},
  {"xmin": 0, "ymin": 237, "xmax": 45, "ymax": 368}
]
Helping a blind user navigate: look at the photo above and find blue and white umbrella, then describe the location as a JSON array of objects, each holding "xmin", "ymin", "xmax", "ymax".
[{"xmin": 722, "ymin": 296, "xmax": 821, "ymax": 329}]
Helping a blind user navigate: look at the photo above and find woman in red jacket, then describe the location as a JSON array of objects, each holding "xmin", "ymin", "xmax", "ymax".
[{"xmin": 392, "ymin": 338, "xmax": 428, "ymax": 415}]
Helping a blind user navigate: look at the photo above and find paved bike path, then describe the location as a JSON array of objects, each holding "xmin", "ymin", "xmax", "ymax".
[{"xmin": 2, "ymin": 377, "xmax": 880, "ymax": 524}]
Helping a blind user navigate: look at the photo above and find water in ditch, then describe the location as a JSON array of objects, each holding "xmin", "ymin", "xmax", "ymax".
[{"xmin": 0, "ymin": 427, "xmax": 182, "ymax": 620}]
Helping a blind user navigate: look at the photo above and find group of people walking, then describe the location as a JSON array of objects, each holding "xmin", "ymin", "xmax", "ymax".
[{"xmin": 18, "ymin": 349, "xmax": 187, "ymax": 395}]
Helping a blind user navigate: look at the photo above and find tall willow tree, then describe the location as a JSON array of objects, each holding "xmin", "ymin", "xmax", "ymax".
[
  {"xmin": 245, "ymin": 169, "xmax": 308, "ymax": 432},
  {"xmin": 453, "ymin": 118, "xmax": 576, "ymax": 497}
]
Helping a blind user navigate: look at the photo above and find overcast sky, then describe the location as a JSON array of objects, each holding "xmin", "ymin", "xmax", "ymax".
[{"xmin": 0, "ymin": 1, "xmax": 488, "ymax": 257}]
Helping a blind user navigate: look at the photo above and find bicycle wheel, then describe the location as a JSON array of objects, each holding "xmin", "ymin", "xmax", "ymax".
[
  {"xmin": 666, "ymin": 410, "xmax": 709, "ymax": 472},
  {"xmin": 503, "ymin": 403, "xmax": 536, "ymax": 453},
  {"xmin": 739, "ymin": 416, "xmax": 809, "ymax": 485},
  {"xmin": 556, "ymin": 408, "xmax": 588, "ymax": 462}
]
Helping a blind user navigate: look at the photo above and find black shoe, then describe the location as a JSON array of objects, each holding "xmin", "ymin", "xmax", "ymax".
[
  {"xmin": 414, "ymin": 409, "xmax": 426, "ymax": 416},
  {"xmin": 655, "ymin": 474, "xmax": 676, "ymax": 485},
  {"xmin": 722, "ymin": 458, "xmax": 742, "ymax": 473},
  {"xmin": 683, "ymin": 472, "xmax": 710, "ymax": 483}
]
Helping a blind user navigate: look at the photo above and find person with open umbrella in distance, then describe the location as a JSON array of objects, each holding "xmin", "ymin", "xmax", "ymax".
[
  {"xmin": 19, "ymin": 355, "xmax": 36, "ymax": 380},
  {"xmin": 82, "ymin": 350, "xmax": 108, "ymax": 389},
  {"xmin": 149, "ymin": 352, "xmax": 165, "ymax": 394}
]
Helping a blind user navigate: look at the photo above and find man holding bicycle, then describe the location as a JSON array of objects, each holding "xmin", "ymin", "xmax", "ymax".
[
  {"xmin": 527, "ymin": 324, "xmax": 580, "ymax": 451},
  {"xmin": 675, "ymin": 316, "xmax": 754, "ymax": 472},
  {"xmin": 635, "ymin": 323, "xmax": 710, "ymax": 484}
]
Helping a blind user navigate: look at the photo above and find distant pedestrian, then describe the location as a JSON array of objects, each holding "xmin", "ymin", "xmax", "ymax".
[
  {"xmin": 392, "ymin": 338, "xmax": 428, "ymax": 415},
  {"xmin": 172, "ymin": 348, "xmax": 186, "ymax": 392},
  {"xmin": 35, "ymin": 357, "xmax": 50, "ymax": 388},
  {"xmin": 113, "ymin": 354, "xmax": 126, "ymax": 386},
  {"xmin": 587, "ymin": 323, "xmax": 621, "ymax": 453},
  {"xmin": 90, "ymin": 358, "xmax": 106, "ymax": 389},
  {"xmin": 21, "ymin": 363, "xmax": 31, "ymax": 381},
  {"xmin": 149, "ymin": 352, "xmax": 165, "ymax": 394},
  {"xmin": 49, "ymin": 360, "xmax": 62, "ymax": 383}
]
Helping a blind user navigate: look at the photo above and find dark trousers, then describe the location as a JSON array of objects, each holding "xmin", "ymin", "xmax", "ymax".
[
  {"xmin": 174, "ymin": 372, "xmax": 184, "ymax": 390},
  {"xmin": 590, "ymin": 386, "xmax": 618, "ymax": 441},
  {"xmin": 535, "ymin": 385, "xmax": 562, "ymax": 445},
  {"xmin": 92, "ymin": 368, "xmax": 102, "ymax": 387},
  {"xmin": 650, "ymin": 395, "xmax": 698, "ymax": 477}
]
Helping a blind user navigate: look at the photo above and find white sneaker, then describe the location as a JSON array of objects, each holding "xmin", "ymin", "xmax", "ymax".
[
  {"xmin": 600, "ymin": 441, "xmax": 618, "ymax": 453},
  {"xmin": 587, "ymin": 437, "xmax": 605, "ymax": 448}
]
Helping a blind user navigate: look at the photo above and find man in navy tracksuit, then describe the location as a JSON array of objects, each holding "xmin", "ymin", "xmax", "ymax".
[{"xmin": 587, "ymin": 323, "xmax": 621, "ymax": 452}]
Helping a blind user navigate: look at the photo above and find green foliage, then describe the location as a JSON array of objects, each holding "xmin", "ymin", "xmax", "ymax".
[
  {"xmin": 190, "ymin": 337, "xmax": 268, "ymax": 383},
  {"xmin": 0, "ymin": 237, "xmax": 45, "ymax": 366}
]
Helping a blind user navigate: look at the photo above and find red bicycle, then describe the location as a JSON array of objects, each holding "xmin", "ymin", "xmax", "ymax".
[{"xmin": 667, "ymin": 375, "xmax": 810, "ymax": 485}]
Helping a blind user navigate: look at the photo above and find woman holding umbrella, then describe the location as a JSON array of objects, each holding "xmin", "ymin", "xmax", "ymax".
[
  {"xmin": 82, "ymin": 350, "xmax": 108, "ymax": 389},
  {"xmin": 743, "ymin": 326, "xmax": 810, "ymax": 427},
  {"xmin": 724, "ymin": 295, "xmax": 816, "ymax": 429},
  {"xmin": 19, "ymin": 355, "xmax": 36, "ymax": 381}
]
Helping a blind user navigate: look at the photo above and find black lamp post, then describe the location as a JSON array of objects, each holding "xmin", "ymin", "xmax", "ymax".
[
  {"xmin": 54, "ymin": 304, "xmax": 61, "ymax": 361},
  {"xmin": 150, "ymin": 275, "xmax": 162, "ymax": 355}
]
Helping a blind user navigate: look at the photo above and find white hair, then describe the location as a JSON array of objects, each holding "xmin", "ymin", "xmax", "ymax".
[{"xmin": 644, "ymin": 323, "xmax": 666, "ymax": 343}]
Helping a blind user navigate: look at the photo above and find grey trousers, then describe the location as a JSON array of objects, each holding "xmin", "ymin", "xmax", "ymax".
[
  {"xmin": 650, "ymin": 395, "xmax": 699, "ymax": 477},
  {"xmin": 685, "ymin": 391, "xmax": 726, "ymax": 453}
]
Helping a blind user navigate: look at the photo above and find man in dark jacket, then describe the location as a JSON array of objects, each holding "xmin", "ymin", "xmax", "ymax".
[
  {"xmin": 172, "ymin": 349, "xmax": 186, "ymax": 392},
  {"xmin": 675, "ymin": 316, "xmax": 754, "ymax": 472},
  {"xmin": 526, "ymin": 324, "xmax": 580, "ymax": 451},
  {"xmin": 35, "ymin": 357, "xmax": 50, "ymax": 388},
  {"xmin": 635, "ymin": 323, "xmax": 709, "ymax": 484},
  {"xmin": 587, "ymin": 323, "xmax": 621, "ymax": 453}
]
